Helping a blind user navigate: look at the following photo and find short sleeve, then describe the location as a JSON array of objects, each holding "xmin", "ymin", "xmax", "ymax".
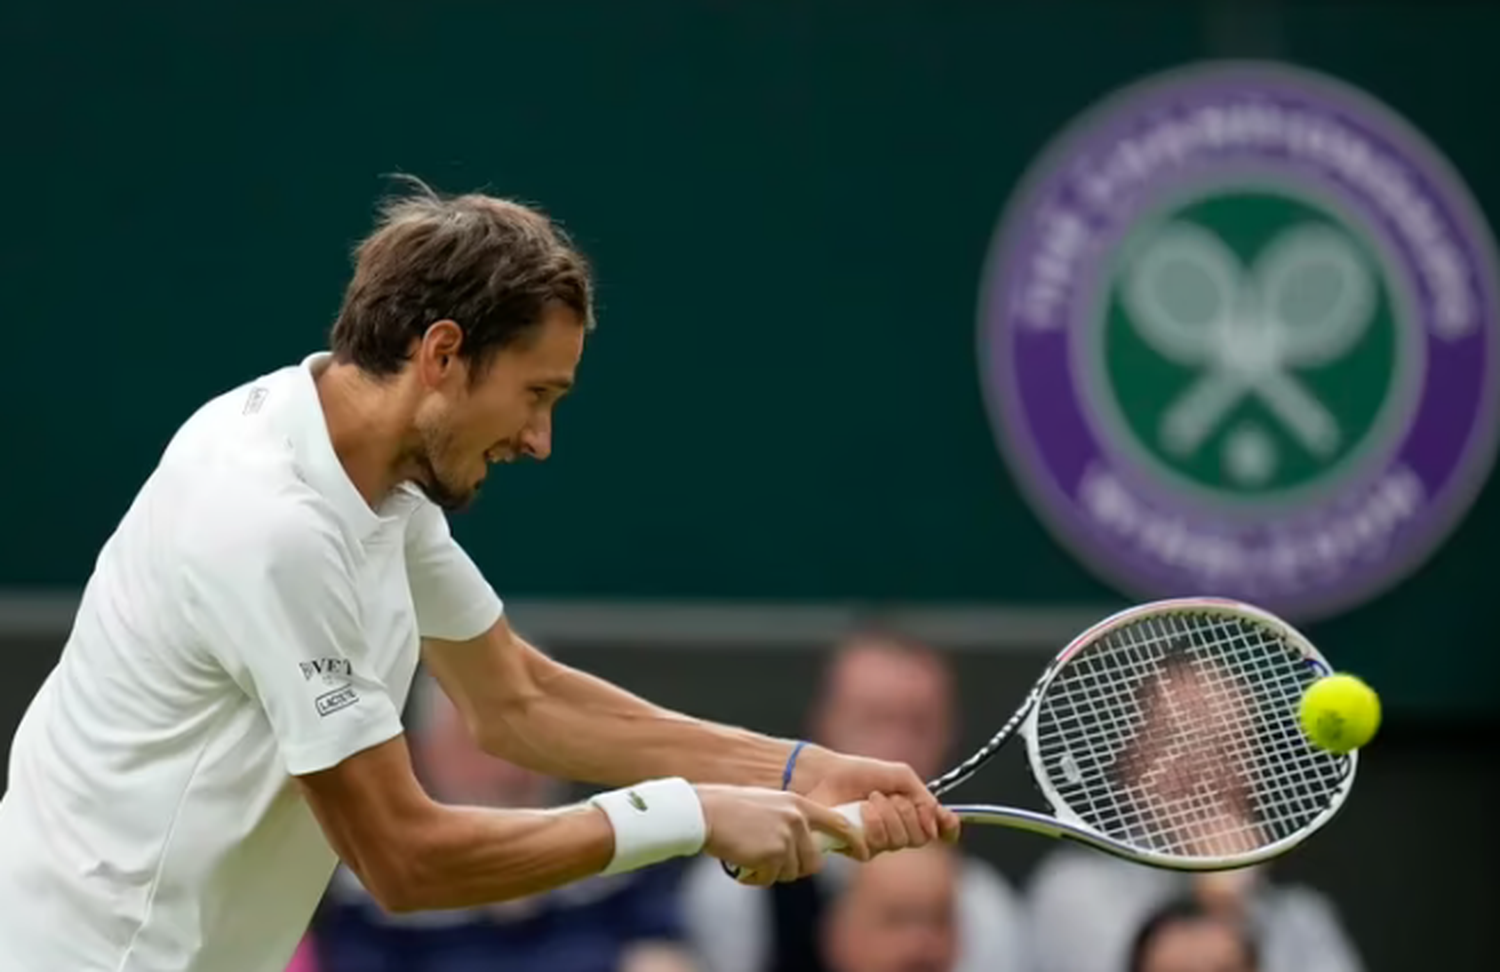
[
  {"xmin": 182, "ymin": 496, "xmax": 406, "ymax": 777},
  {"xmin": 404, "ymin": 501, "xmax": 504, "ymax": 642}
]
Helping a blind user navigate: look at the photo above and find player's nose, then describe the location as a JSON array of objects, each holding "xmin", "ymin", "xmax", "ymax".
[{"xmin": 522, "ymin": 424, "xmax": 552, "ymax": 461}]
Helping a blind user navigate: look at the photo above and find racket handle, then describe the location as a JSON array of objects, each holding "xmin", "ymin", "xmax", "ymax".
[
  {"xmin": 724, "ymin": 801, "xmax": 865, "ymax": 883},
  {"xmin": 817, "ymin": 800, "xmax": 866, "ymax": 852}
]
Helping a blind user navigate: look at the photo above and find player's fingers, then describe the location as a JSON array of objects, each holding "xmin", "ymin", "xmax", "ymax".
[
  {"xmin": 910, "ymin": 782, "xmax": 946, "ymax": 836},
  {"xmin": 800, "ymin": 796, "xmax": 871, "ymax": 863},
  {"xmin": 856, "ymin": 792, "xmax": 891, "ymax": 854},
  {"xmin": 739, "ymin": 855, "xmax": 782, "ymax": 888},
  {"xmin": 915, "ymin": 799, "xmax": 939, "ymax": 843},
  {"xmin": 892, "ymin": 795, "xmax": 924, "ymax": 849},
  {"xmin": 790, "ymin": 816, "xmax": 823, "ymax": 880},
  {"xmin": 888, "ymin": 764, "xmax": 936, "ymax": 804},
  {"xmin": 937, "ymin": 805, "xmax": 962, "ymax": 843},
  {"xmin": 892, "ymin": 795, "xmax": 927, "ymax": 846},
  {"xmin": 885, "ymin": 765, "xmax": 945, "ymax": 841},
  {"xmin": 868, "ymin": 791, "xmax": 913, "ymax": 851}
]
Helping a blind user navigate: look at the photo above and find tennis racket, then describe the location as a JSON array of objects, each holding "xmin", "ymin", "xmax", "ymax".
[{"xmin": 733, "ymin": 596, "xmax": 1358, "ymax": 880}]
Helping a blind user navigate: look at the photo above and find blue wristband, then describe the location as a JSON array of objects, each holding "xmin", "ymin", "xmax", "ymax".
[
  {"xmin": 781, "ymin": 740, "xmax": 808, "ymax": 791},
  {"xmin": 722, "ymin": 740, "xmax": 812, "ymax": 880}
]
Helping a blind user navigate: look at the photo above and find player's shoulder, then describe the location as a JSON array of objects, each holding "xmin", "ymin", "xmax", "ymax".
[
  {"xmin": 185, "ymin": 474, "xmax": 343, "ymax": 557},
  {"xmin": 173, "ymin": 483, "xmax": 349, "ymax": 602},
  {"xmin": 164, "ymin": 369, "xmax": 351, "ymax": 569},
  {"xmin": 163, "ymin": 364, "xmax": 302, "ymax": 461}
]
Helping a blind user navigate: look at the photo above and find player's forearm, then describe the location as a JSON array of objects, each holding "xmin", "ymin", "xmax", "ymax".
[
  {"xmin": 301, "ymin": 736, "xmax": 706, "ymax": 916},
  {"xmin": 380, "ymin": 803, "xmax": 614, "ymax": 912},
  {"xmin": 486, "ymin": 645, "xmax": 798, "ymax": 790}
]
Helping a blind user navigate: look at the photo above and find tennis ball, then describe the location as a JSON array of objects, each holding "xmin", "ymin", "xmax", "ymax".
[{"xmin": 1300, "ymin": 673, "xmax": 1381, "ymax": 753}]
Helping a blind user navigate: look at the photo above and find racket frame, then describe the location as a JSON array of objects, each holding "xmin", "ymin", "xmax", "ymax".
[{"xmin": 928, "ymin": 596, "xmax": 1358, "ymax": 872}]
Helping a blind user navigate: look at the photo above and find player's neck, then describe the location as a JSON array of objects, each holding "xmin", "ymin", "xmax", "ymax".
[{"xmin": 314, "ymin": 361, "xmax": 416, "ymax": 509}]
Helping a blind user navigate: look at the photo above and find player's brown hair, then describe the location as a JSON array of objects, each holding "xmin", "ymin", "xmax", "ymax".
[{"xmin": 330, "ymin": 175, "xmax": 594, "ymax": 380}]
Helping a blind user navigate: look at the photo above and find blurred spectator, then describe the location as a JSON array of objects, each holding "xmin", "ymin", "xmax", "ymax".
[
  {"xmin": 1027, "ymin": 852, "xmax": 1360, "ymax": 972},
  {"xmin": 681, "ymin": 630, "xmax": 1028, "ymax": 972},
  {"xmin": 1028, "ymin": 655, "xmax": 1363, "ymax": 972},
  {"xmin": 822, "ymin": 844, "xmax": 959, "ymax": 972},
  {"xmin": 1128, "ymin": 897, "xmax": 1258, "ymax": 972},
  {"xmin": 306, "ymin": 673, "xmax": 699, "ymax": 972}
]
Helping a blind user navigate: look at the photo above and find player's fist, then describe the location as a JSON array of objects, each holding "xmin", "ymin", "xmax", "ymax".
[
  {"xmin": 852, "ymin": 791, "xmax": 936, "ymax": 855},
  {"xmin": 787, "ymin": 745, "xmax": 962, "ymax": 849},
  {"xmin": 696, "ymin": 784, "xmax": 871, "ymax": 886}
]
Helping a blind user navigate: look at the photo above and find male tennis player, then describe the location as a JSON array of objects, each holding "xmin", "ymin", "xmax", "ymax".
[{"xmin": 0, "ymin": 179, "xmax": 959, "ymax": 972}]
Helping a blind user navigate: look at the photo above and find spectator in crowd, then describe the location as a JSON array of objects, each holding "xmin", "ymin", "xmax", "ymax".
[
  {"xmin": 1027, "ymin": 657, "xmax": 1363, "ymax": 972},
  {"xmin": 821, "ymin": 844, "xmax": 959, "ymax": 972},
  {"xmin": 305, "ymin": 672, "xmax": 699, "ymax": 972},
  {"xmin": 1028, "ymin": 845, "xmax": 1361, "ymax": 972},
  {"xmin": 680, "ymin": 630, "xmax": 1028, "ymax": 972},
  {"xmin": 1128, "ymin": 897, "xmax": 1259, "ymax": 972}
]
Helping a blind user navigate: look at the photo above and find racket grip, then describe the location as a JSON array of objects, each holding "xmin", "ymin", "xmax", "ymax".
[
  {"xmin": 816, "ymin": 801, "xmax": 866, "ymax": 853},
  {"xmin": 724, "ymin": 801, "xmax": 865, "ymax": 883}
]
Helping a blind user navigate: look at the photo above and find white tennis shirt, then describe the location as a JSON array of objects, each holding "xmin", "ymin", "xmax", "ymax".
[{"xmin": 0, "ymin": 353, "xmax": 504, "ymax": 972}]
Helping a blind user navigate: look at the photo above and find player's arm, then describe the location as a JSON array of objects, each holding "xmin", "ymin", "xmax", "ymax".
[
  {"xmin": 405, "ymin": 501, "xmax": 818, "ymax": 791},
  {"xmin": 423, "ymin": 618, "xmax": 811, "ymax": 791},
  {"xmin": 179, "ymin": 496, "xmax": 629, "ymax": 909},
  {"xmin": 185, "ymin": 496, "xmax": 858, "ymax": 911},
  {"xmin": 293, "ymin": 737, "xmax": 857, "ymax": 910},
  {"xmin": 294, "ymin": 735, "xmax": 618, "ymax": 910},
  {"xmin": 405, "ymin": 500, "xmax": 944, "ymax": 848}
]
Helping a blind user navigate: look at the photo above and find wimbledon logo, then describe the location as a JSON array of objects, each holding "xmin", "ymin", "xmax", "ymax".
[{"xmin": 977, "ymin": 62, "xmax": 1500, "ymax": 620}]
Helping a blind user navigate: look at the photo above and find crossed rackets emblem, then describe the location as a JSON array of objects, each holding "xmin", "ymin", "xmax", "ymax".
[{"xmin": 1118, "ymin": 221, "xmax": 1377, "ymax": 484}]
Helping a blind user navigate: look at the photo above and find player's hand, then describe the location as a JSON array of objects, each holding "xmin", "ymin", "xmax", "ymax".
[
  {"xmin": 695, "ymin": 784, "xmax": 871, "ymax": 886},
  {"xmin": 786, "ymin": 745, "xmax": 962, "ymax": 853}
]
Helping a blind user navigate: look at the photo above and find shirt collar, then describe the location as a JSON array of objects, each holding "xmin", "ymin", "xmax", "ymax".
[{"xmin": 283, "ymin": 352, "xmax": 390, "ymax": 542}]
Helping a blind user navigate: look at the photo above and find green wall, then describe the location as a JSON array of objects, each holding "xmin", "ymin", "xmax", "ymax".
[{"xmin": 3, "ymin": 2, "xmax": 1496, "ymax": 714}]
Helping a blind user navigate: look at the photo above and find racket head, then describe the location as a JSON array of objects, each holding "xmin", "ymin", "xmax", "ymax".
[{"xmin": 1019, "ymin": 596, "xmax": 1356, "ymax": 871}]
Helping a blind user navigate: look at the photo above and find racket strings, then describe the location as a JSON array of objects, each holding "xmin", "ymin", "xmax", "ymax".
[
  {"xmin": 1097, "ymin": 618, "xmax": 1303, "ymax": 854},
  {"xmin": 1033, "ymin": 611, "xmax": 1348, "ymax": 860}
]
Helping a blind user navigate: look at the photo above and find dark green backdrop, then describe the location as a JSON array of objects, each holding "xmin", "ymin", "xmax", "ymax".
[{"xmin": 3, "ymin": 2, "xmax": 1496, "ymax": 715}]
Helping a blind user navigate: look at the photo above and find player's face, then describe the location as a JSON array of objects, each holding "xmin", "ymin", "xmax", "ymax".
[{"xmin": 411, "ymin": 305, "xmax": 585, "ymax": 510}]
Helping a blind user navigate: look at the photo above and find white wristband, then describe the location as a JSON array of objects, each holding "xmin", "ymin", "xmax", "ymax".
[{"xmin": 587, "ymin": 777, "xmax": 707, "ymax": 876}]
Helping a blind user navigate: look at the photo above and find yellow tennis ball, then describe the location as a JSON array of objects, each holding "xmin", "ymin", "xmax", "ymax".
[{"xmin": 1300, "ymin": 673, "xmax": 1381, "ymax": 753}]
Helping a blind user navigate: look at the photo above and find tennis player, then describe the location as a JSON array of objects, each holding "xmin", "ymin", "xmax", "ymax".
[{"xmin": 0, "ymin": 179, "xmax": 959, "ymax": 972}]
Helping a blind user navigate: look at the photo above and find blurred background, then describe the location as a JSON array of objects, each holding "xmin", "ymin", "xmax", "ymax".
[{"xmin": 2, "ymin": 2, "xmax": 1496, "ymax": 971}]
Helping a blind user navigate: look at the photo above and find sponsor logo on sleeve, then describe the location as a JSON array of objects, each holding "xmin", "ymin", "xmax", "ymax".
[
  {"xmin": 300, "ymin": 658, "xmax": 354, "ymax": 685},
  {"xmin": 315, "ymin": 685, "xmax": 360, "ymax": 718}
]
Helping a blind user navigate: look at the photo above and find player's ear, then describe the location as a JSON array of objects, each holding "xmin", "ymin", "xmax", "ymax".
[{"xmin": 418, "ymin": 321, "xmax": 465, "ymax": 383}]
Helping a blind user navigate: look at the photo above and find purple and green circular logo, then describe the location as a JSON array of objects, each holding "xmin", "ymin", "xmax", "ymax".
[{"xmin": 978, "ymin": 62, "xmax": 1500, "ymax": 621}]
